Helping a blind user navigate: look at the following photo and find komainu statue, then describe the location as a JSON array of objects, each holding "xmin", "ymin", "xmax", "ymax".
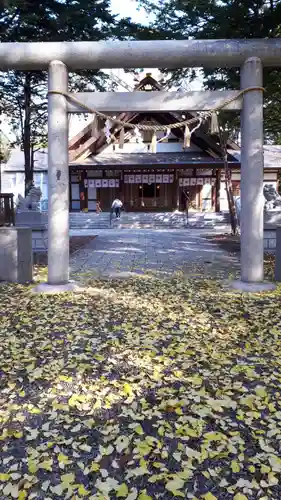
[
  {"xmin": 263, "ymin": 184, "xmax": 281, "ymax": 210},
  {"xmin": 17, "ymin": 184, "xmax": 42, "ymax": 211}
]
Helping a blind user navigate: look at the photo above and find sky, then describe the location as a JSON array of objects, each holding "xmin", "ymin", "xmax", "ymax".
[{"xmin": 110, "ymin": 0, "xmax": 151, "ymax": 23}]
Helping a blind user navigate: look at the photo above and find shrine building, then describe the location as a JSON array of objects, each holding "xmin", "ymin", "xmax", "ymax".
[{"xmin": 3, "ymin": 75, "xmax": 279, "ymax": 213}]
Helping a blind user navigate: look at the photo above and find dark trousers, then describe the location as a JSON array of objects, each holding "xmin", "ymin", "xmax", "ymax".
[{"xmin": 115, "ymin": 207, "xmax": 121, "ymax": 218}]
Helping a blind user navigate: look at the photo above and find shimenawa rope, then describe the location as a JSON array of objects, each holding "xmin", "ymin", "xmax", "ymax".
[{"xmin": 48, "ymin": 87, "xmax": 265, "ymax": 145}]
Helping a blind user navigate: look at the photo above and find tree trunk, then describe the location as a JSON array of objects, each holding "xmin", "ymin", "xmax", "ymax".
[
  {"xmin": 23, "ymin": 74, "xmax": 32, "ymax": 196},
  {"xmin": 218, "ymin": 126, "xmax": 238, "ymax": 235},
  {"xmin": 223, "ymin": 154, "xmax": 238, "ymax": 235}
]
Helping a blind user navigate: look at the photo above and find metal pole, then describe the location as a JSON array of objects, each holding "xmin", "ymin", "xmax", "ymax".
[
  {"xmin": 240, "ymin": 57, "xmax": 264, "ymax": 282},
  {"xmin": 215, "ymin": 169, "xmax": 221, "ymax": 212},
  {"xmin": 48, "ymin": 60, "xmax": 69, "ymax": 285}
]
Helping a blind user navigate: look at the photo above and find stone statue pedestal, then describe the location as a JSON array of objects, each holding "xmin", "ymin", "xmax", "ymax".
[
  {"xmin": 16, "ymin": 210, "xmax": 48, "ymax": 227},
  {"xmin": 0, "ymin": 227, "xmax": 33, "ymax": 283},
  {"xmin": 16, "ymin": 211, "xmax": 48, "ymax": 252},
  {"xmin": 264, "ymin": 209, "xmax": 281, "ymax": 226}
]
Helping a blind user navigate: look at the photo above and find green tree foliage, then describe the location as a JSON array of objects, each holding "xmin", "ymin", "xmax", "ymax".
[
  {"xmin": 138, "ymin": 0, "xmax": 281, "ymax": 142},
  {"xmin": 0, "ymin": 0, "xmax": 150, "ymax": 192},
  {"xmin": 0, "ymin": 130, "xmax": 10, "ymax": 163}
]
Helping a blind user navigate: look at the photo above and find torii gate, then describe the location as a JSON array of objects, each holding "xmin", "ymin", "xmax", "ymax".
[{"xmin": 0, "ymin": 39, "xmax": 279, "ymax": 292}]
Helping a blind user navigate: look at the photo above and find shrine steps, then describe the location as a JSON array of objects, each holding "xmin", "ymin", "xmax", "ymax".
[
  {"xmin": 69, "ymin": 211, "xmax": 230, "ymax": 230},
  {"xmin": 69, "ymin": 212, "xmax": 110, "ymax": 229}
]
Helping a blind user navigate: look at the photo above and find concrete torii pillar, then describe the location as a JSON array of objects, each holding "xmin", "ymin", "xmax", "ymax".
[
  {"xmin": 48, "ymin": 60, "xmax": 70, "ymax": 287},
  {"xmin": 35, "ymin": 60, "xmax": 75, "ymax": 293},
  {"xmin": 241, "ymin": 58, "xmax": 264, "ymax": 283},
  {"xmin": 232, "ymin": 57, "xmax": 275, "ymax": 292}
]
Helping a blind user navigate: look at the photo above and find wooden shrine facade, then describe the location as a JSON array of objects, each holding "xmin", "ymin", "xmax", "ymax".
[
  {"xmin": 69, "ymin": 74, "xmax": 244, "ymax": 213},
  {"xmin": 70, "ymin": 164, "xmax": 236, "ymax": 213}
]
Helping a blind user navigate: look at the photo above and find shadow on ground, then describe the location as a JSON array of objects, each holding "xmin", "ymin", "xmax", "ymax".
[{"xmin": 0, "ymin": 270, "xmax": 281, "ymax": 498}]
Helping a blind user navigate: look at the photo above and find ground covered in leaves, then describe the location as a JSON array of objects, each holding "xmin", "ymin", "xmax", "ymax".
[{"xmin": 1, "ymin": 274, "xmax": 281, "ymax": 499}]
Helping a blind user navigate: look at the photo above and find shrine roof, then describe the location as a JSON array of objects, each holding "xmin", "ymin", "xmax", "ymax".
[{"xmin": 70, "ymin": 151, "xmax": 239, "ymax": 169}]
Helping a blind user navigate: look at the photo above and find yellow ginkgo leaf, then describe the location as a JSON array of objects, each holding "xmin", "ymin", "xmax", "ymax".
[
  {"xmin": 135, "ymin": 424, "xmax": 144, "ymax": 435},
  {"xmin": 13, "ymin": 431, "xmax": 23, "ymax": 439},
  {"xmin": 0, "ymin": 474, "xmax": 10, "ymax": 481},
  {"xmin": 123, "ymin": 382, "xmax": 134, "ymax": 397},
  {"xmin": 91, "ymin": 463, "xmax": 100, "ymax": 472},
  {"xmin": 231, "ymin": 460, "xmax": 241, "ymax": 473},
  {"xmin": 165, "ymin": 478, "xmax": 185, "ymax": 496},
  {"xmin": 234, "ymin": 495, "xmax": 248, "ymax": 500},
  {"xmin": 61, "ymin": 473, "xmax": 75, "ymax": 485},
  {"xmin": 261, "ymin": 465, "xmax": 271, "ymax": 474},
  {"xmin": 51, "ymin": 484, "xmax": 64, "ymax": 496},
  {"xmin": 79, "ymin": 443, "xmax": 92, "ymax": 452},
  {"xmin": 138, "ymin": 493, "xmax": 153, "ymax": 500},
  {"xmin": 116, "ymin": 435, "xmax": 130, "ymax": 453},
  {"xmin": 268, "ymin": 472, "xmax": 278, "ymax": 485},
  {"xmin": 39, "ymin": 459, "xmax": 53, "ymax": 472},
  {"xmin": 2, "ymin": 483, "xmax": 18, "ymax": 498},
  {"xmin": 18, "ymin": 491, "xmax": 27, "ymax": 500},
  {"xmin": 255, "ymin": 386, "xmax": 267, "ymax": 398},
  {"xmin": 116, "ymin": 483, "xmax": 129, "ymax": 497},
  {"xmin": 27, "ymin": 460, "xmax": 38, "ymax": 474},
  {"xmin": 78, "ymin": 484, "xmax": 90, "ymax": 496},
  {"xmin": 58, "ymin": 453, "xmax": 71, "ymax": 465},
  {"xmin": 203, "ymin": 493, "xmax": 218, "ymax": 500}
]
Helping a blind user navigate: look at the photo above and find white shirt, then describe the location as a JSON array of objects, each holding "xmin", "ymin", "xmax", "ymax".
[{"xmin": 112, "ymin": 199, "xmax": 123, "ymax": 209}]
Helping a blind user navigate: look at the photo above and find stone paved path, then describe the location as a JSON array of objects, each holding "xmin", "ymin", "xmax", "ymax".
[{"xmin": 70, "ymin": 229, "xmax": 240, "ymax": 280}]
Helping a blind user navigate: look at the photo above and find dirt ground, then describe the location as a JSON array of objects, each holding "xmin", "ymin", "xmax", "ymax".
[
  {"xmin": 204, "ymin": 233, "xmax": 275, "ymax": 280},
  {"xmin": 33, "ymin": 236, "xmax": 96, "ymax": 266}
]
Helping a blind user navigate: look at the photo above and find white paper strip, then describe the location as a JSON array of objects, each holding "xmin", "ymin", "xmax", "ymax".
[{"xmin": 197, "ymin": 169, "xmax": 212, "ymax": 175}]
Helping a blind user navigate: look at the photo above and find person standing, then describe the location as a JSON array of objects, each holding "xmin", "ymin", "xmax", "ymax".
[{"xmin": 111, "ymin": 198, "xmax": 123, "ymax": 219}]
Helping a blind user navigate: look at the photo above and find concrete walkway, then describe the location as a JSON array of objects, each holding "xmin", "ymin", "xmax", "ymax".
[{"xmin": 70, "ymin": 229, "xmax": 240, "ymax": 280}]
